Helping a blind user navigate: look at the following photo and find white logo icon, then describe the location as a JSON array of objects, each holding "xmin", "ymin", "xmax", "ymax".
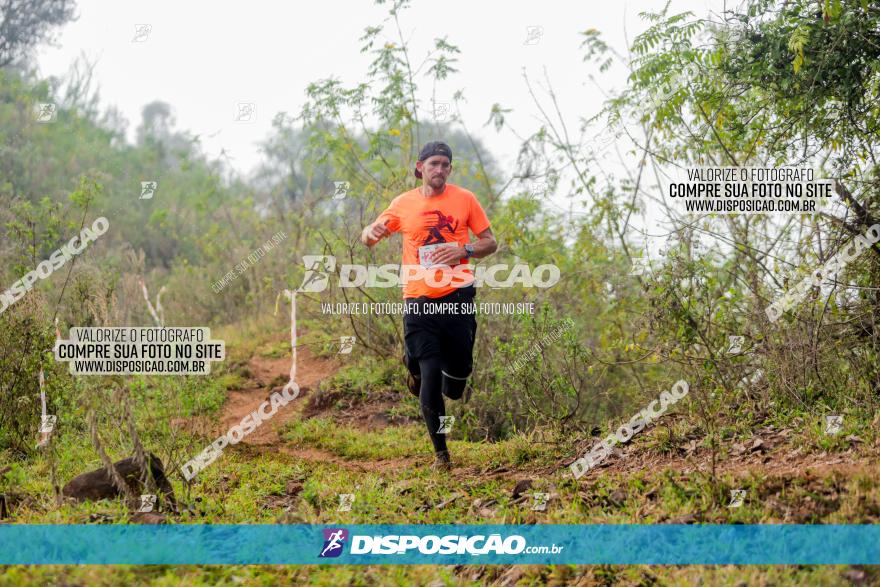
[
  {"xmin": 37, "ymin": 414, "xmax": 57, "ymax": 448},
  {"xmin": 321, "ymin": 529, "xmax": 346, "ymax": 556},
  {"xmin": 132, "ymin": 24, "xmax": 152, "ymax": 42},
  {"xmin": 39, "ymin": 414, "xmax": 57, "ymax": 434},
  {"xmin": 140, "ymin": 181, "xmax": 157, "ymax": 200},
  {"xmin": 138, "ymin": 494, "xmax": 157, "ymax": 513},
  {"xmin": 583, "ymin": 125, "xmax": 619, "ymax": 160},
  {"xmin": 531, "ymin": 492, "xmax": 550, "ymax": 511},
  {"xmin": 437, "ymin": 415, "xmax": 455, "ymax": 435},
  {"xmin": 824, "ymin": 415, "xmax": 843, "ymax": 435},
  {"xmin": 728, "ymin": 489, "xmax": 746, "ymax": 508},
  {"xmin": 524, "ymin": 26, "xmax": 544, "ymax": 45},
  {"xmin": 339, "ymin": 336, "xmax": 356, "ymax": 355},
  {"xmin": 333, "ymin": 181, "xmax": 350, "ymax": 200},
  {"xmin": 337, "ymin": 493, "xmax": 355, "ymax": 512},
  {"xmin": 727, "ymin": 335, "xmax": 744, "ymax": 355},
  {"xmin": 233, "ymin": 102, "xmax": 256, "ymax": 123},
  {"xmin": 529, "ymin": 182, "xmax": 548, "ymax": 198},
  {"xmin": 35, "ymin": 103, "xmax": 57, "ymax": 123},
  {"xmin": 297, "ymin": 255, "xmax": 335, "ymax": 293},
  {"xmin": 433, "ymin": 102, "xmax": 450, "ymax": 121}
]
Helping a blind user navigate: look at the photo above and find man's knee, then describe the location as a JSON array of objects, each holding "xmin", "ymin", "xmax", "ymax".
[
  {"xmin": 442, "ymin": 370, "xmax": 469, "ymax": 400},
  {"xmin": 418, "ymin": 355, "xmax": 443, "ymax": 376}
]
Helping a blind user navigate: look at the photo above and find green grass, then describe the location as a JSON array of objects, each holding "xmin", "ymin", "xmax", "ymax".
[
  {"xmin": 279, "ymin": 416, "xmax": 562, "ymax": 470},
  {"xmin": 3, "ymin": 322, "xmax": 880, "ymax": 586},
  {"xmin": 5, "ymin": 435, "xmax": 879, "ymax": 586},
  {"xmin": 281, "ymin": 417, "xmax": 425, "ymax": 461},
  {"xmin": 255, "ymin": 340, "xmax": 289, "ymax": 359}
]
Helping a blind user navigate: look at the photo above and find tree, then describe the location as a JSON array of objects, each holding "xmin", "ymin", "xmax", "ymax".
[{"xmin": 0, "ymin": 0, "xmax": 77, "ymax": 68}]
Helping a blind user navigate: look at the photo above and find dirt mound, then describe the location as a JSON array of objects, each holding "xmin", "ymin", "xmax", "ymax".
[{"xmin": 302, "ymin": 387, "xmax": 419, "ymax": 431}]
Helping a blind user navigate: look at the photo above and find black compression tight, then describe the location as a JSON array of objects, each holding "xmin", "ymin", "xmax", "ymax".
[{"xmin": 418, "ymin": 355, "xmax": 467, "ymax": 454}]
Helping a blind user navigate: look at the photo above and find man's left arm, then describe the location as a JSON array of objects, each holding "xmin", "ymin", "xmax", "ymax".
[
  {"xmin": 466, "ymin": 192, "xmax": 497, "ymax": 259},
  {"xmin": 430, "ymin": 227, "xmax": 497, "ymax": 265},
  {"xmin": 430, "ymin": 192, "xmax": 497, "ymax": 265},
  {"xmin": 467, "ymin": 227, "xmax": 497, "ymax": 259}
]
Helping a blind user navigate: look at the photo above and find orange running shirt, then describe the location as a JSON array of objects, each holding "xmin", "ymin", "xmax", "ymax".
[{"xmin": 376, "ymin": 183, "xmax": 491, "ymax": 299}]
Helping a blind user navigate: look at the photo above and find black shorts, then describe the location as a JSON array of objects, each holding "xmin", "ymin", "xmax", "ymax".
[{"xmin": 403, "ymin": 285, "xmax": 477, "ymax": 380}]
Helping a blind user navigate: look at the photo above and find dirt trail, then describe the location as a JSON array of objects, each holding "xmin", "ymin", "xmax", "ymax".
[
  {"xmin": 212, "ymin": 344, "xmax": 498, "ymax": 478},
  {"xmin": 217, "ymin": 345, "xmax": 338, "ymax": 445},
  {"xmin": 211, "ymin": 341, "xmax": 880, "ymax": 485},
  {"xmin": 218, "ymin": 349, "xmax": 463, "ymax": 475},
  {"xmin": 278, "ymin": 446, "xmax": 422, "ymax": 474}
]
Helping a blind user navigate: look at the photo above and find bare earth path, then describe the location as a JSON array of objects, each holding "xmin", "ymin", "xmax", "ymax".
[
  {"xmin": 204, "ymin": 337, "xmax": 880, "ymax": 485},
  {"xmin": 217, "ymin": 346, "xmax": 337, "ymax": 446}
]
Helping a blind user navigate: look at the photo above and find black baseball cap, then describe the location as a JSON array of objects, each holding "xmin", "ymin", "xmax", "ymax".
[{"xmin": 414, "ymin": 141, "xmax": 453, "ymax": 179}]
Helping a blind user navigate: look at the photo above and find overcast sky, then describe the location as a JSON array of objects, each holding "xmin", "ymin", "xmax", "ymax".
[{"xmin": 35, "ymin": 0, "xmax": 722, "ymax": 184}]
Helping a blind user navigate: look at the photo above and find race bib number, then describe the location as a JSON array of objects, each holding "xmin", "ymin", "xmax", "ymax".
[{"xmin": 418, "ymin": 243, "xmax": 458, "ymax": 267}]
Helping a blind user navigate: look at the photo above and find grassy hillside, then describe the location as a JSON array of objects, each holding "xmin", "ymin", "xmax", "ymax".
[{"xmin": 3, "ymin": 313, "xmax": 878, "ymax": 585}]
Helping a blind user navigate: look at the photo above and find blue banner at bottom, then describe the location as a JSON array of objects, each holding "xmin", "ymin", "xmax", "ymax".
[{"xmin": 0, "ymin": 524, "xmax": 878, "ymax": 565}]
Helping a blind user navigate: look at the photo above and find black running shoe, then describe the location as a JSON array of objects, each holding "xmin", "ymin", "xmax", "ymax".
[
  {"xmin": 407, "ymin": 373, "xmax": 421, "ymax": 397},
  {"xmin": 431, "ymin": 450, "xmax": 452, "ymax": 472}
]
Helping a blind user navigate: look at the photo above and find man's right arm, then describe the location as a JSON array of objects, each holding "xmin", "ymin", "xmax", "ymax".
[
  {"xmin": 361, "ymin": 219, "xmax": 391, "ymax": 247},
  {"xmin": 362, "ymin": 198, "xmax": 401, "ymax": 247}
]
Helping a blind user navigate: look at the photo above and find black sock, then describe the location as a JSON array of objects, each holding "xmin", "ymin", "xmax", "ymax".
[{"xmin": 418, "ymin": 355, "xmax": 448, "ymax": 454}]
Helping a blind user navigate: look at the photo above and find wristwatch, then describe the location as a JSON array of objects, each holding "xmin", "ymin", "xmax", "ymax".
[{"xmin": 464, "ymin": 243, "xmax": 475, "ymax": 259}]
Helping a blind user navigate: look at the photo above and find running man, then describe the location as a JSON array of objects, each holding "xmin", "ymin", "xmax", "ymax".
[
  {"xmin": 320, "ymin": 530, "xmax": 346, "ymax": 557},
  {"xmin": 360, "ymin": 141, "xmax": 497, "ymax": 470}
]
